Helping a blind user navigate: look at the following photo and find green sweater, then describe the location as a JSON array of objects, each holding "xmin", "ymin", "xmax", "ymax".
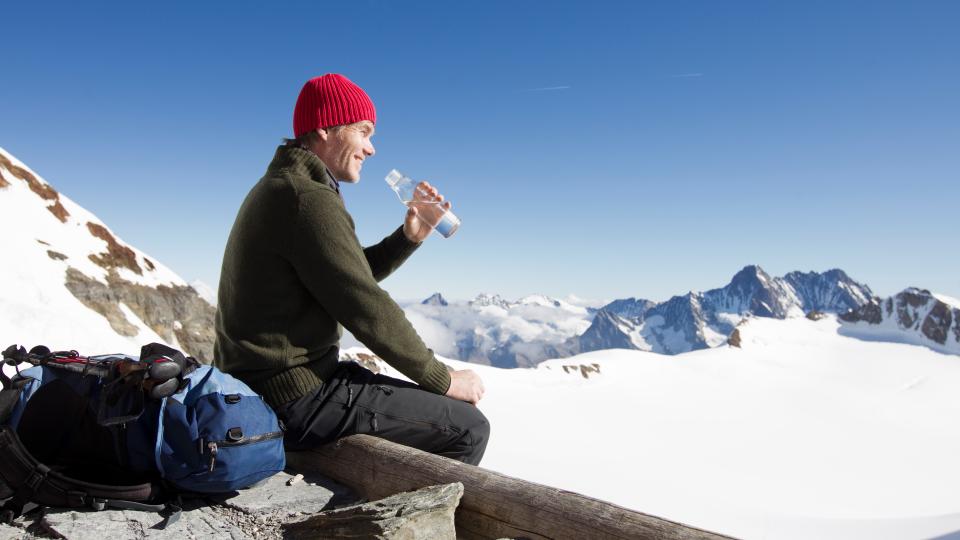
[{"xmin": 213, "ymin": 145, "xmax": 452, "ymax": 408}]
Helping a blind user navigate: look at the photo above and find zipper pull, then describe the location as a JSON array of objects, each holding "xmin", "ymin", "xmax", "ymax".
[{"xmin": 207, "ymin": 442, "xmax": 218, "ymax": 472}]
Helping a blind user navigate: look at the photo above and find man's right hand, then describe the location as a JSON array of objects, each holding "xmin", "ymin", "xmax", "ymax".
[{"xmin": 445, "ymin": 369, "xmax": 485, "ymax": 405}]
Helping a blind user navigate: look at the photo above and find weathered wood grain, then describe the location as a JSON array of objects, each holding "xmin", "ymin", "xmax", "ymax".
[{"xmin": 287, "ymin": 435, "xmax": 735, "ymax": 540}]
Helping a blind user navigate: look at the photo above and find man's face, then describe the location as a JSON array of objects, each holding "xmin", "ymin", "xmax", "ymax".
[{"xmin": 317, "ymin": 121, "xmax": 375, "ymax": 183}]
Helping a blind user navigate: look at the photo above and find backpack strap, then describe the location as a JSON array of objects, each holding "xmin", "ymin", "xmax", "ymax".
[
  {"xmin": 0, "ymin": 427, "xmax": 160, "ymax": 523},
  {"xmin": 102, "ymin": 497, "xmax": 183, "ymax": 528},
  {"xmin": 0, "ymin": 377, "xmax": 29, "ymax": 426},
  {"xmin": 85, "ymin": 496, "xmax": 181, "ymax": 530}
]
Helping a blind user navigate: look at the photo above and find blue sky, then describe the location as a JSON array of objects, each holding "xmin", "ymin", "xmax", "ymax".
[{"xmin": 2, "ymin": 1, "xmax": 958, "ymax": 303}]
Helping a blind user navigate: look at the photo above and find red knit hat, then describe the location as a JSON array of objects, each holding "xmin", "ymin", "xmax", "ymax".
[{"xmin": 293, "ymin": 74, "xmax": 377, "ymax": 137}]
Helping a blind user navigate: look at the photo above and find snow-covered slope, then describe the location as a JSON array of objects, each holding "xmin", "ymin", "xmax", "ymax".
[
  {"xmin": 0, "ymin": 147, "xmax": 215, "ymax": 364},
  {"xmin": 345, "ymin": 315, "xmax": 960, "ymax": 540}
]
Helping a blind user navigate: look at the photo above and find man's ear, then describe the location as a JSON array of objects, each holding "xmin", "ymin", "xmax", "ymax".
[{"xmin": 315, "ymin": 128, "xmax": 329, "ymax": 142}]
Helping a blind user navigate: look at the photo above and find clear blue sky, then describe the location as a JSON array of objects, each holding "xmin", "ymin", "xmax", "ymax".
[{"xmin": 3, "ymin": 1, "xmax": 958, "ymax": 303}]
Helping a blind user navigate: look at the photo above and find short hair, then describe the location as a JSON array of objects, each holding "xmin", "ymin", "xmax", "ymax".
[{"xmin": 282, "ymin": 125, "xmax": 348, "ymax": 148}]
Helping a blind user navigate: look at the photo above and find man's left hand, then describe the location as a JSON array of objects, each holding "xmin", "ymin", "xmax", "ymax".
[{"xmin": 403, "ymin": 181, "xmax": 451, "ymax": 243}]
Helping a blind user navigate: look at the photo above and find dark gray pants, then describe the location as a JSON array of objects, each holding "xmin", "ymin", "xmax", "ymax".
[{"xmin": 276, "ymin": 362, "xmax": 490, "ymax": 466}]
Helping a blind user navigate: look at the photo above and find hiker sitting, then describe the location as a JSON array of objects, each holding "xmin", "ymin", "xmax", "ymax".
[{"xmin": 213, "ymin": 74, "xmax": 489, "ymax": 465}]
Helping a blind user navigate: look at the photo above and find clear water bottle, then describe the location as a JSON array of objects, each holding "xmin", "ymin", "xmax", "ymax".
[{"xmin": 385, "ymin": 169, "xmax": 461, "ymax": 238}]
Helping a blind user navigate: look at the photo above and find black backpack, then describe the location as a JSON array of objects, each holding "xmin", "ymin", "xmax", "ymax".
[{"xmin": 0, "ymin": 342, "xmax": 286, "ymax": 527}]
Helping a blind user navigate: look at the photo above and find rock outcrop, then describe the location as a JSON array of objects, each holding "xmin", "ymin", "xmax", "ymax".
[
  {"xmin": 727, "ymin": 328, "xmax": 742, "ymax": 348},
  {"xmin": 840, "ymin": 288, "xmax": 960, "ymax": 353},
  {"xmin": 0, "ymin": 152, "xmax": 69, "ymax": 223},
  {"xmin": 284, "ymin": 482, "xmax": 463, "ymax": 540},
  {"xmin": 64, "ymin": 268, "xmax": 216, "ymax": 363}
]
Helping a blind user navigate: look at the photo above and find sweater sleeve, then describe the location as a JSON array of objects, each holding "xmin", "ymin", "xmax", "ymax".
[
  {"xmin": 286, "ymin": 188, "xmax": 451, "ymax": 395},
  {"xmin": 363, "ymin": 225, "xmax": 421, "ymax": 282}
]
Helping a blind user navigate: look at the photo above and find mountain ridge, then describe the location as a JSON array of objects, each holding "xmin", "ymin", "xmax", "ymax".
[
  {"xmin": 406, "ymin": 265, "xmax": 957, "ymax": 365},
  {"xmin": 0, "ymin": 146, "xmax": 215, "ymax": 361}
]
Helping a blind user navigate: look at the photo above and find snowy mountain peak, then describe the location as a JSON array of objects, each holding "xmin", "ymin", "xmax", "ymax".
[
  {"xmin": 516, "ymin": 294, "xmax": 559, "ymax": 307},
  {"xmin": 578, "ymin": 267, "xmax": 876, "ymax": 358},
  {"xmin": 782, "ymin": 268, "xmax": 873, "ymax": 314},
  {"xmin": 578, "ymin": 310, "xmax": 640, "ymax": 351},
  {"xmin": 902, "ymin": 286, "xmax": 931, "ymax": 297},
  {"xmin": 729, "ymin": 264, "xmax": 771, "ymax": 286},
  {"xmin": 703, "ymin": 268, "xmax": 792, "ymax": 318},
  {"xmin": 421, "ymin": 292, "xmax": 449, "ymax": 306},
  {"xmin": 599, "ymin": 297, "xmax": 656, "ymax": 320},
  {"xmin": 514, "ymin": 294, "xmax": 588, "ymax": 315},
  {"xmin": 469, "ymin": 293, "xmax": 512, "ymax": 309}
]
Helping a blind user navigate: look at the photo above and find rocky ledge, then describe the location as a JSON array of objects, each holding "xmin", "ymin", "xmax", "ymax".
[{"xmin": 0, "ymin": 472, "xmax": 464, "ymax": 540}]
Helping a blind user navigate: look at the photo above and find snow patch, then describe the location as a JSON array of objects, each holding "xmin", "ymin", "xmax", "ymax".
[{"xmin": 934, "ymin": 293, "xmax": 960, "ymax": 310}]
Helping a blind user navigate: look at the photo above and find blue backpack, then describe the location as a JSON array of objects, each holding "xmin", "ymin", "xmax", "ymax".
[{"xmin": 0, "ymin": 343, "xmax": 286, "ymax": 526}]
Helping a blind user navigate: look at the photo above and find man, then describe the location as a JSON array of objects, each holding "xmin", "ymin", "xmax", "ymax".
[{"xmin": 213, "ymin": 74, "xmax": 489, "ymax": 465}]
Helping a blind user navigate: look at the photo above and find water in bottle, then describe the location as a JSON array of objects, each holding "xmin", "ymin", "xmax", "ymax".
[{"xmin": 385, "ymin": 169, "xmax": 461, "ymax": 238}]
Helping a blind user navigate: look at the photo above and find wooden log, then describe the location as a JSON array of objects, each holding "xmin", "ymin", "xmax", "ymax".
[{"xmin": 286, "ymin": 435, "xmax": 735, "ymax": 540}]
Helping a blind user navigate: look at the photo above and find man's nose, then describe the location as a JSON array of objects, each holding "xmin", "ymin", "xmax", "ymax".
[{"xmin": 365, "ymin": 142, "xmax": 375, "ymax": 157}]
